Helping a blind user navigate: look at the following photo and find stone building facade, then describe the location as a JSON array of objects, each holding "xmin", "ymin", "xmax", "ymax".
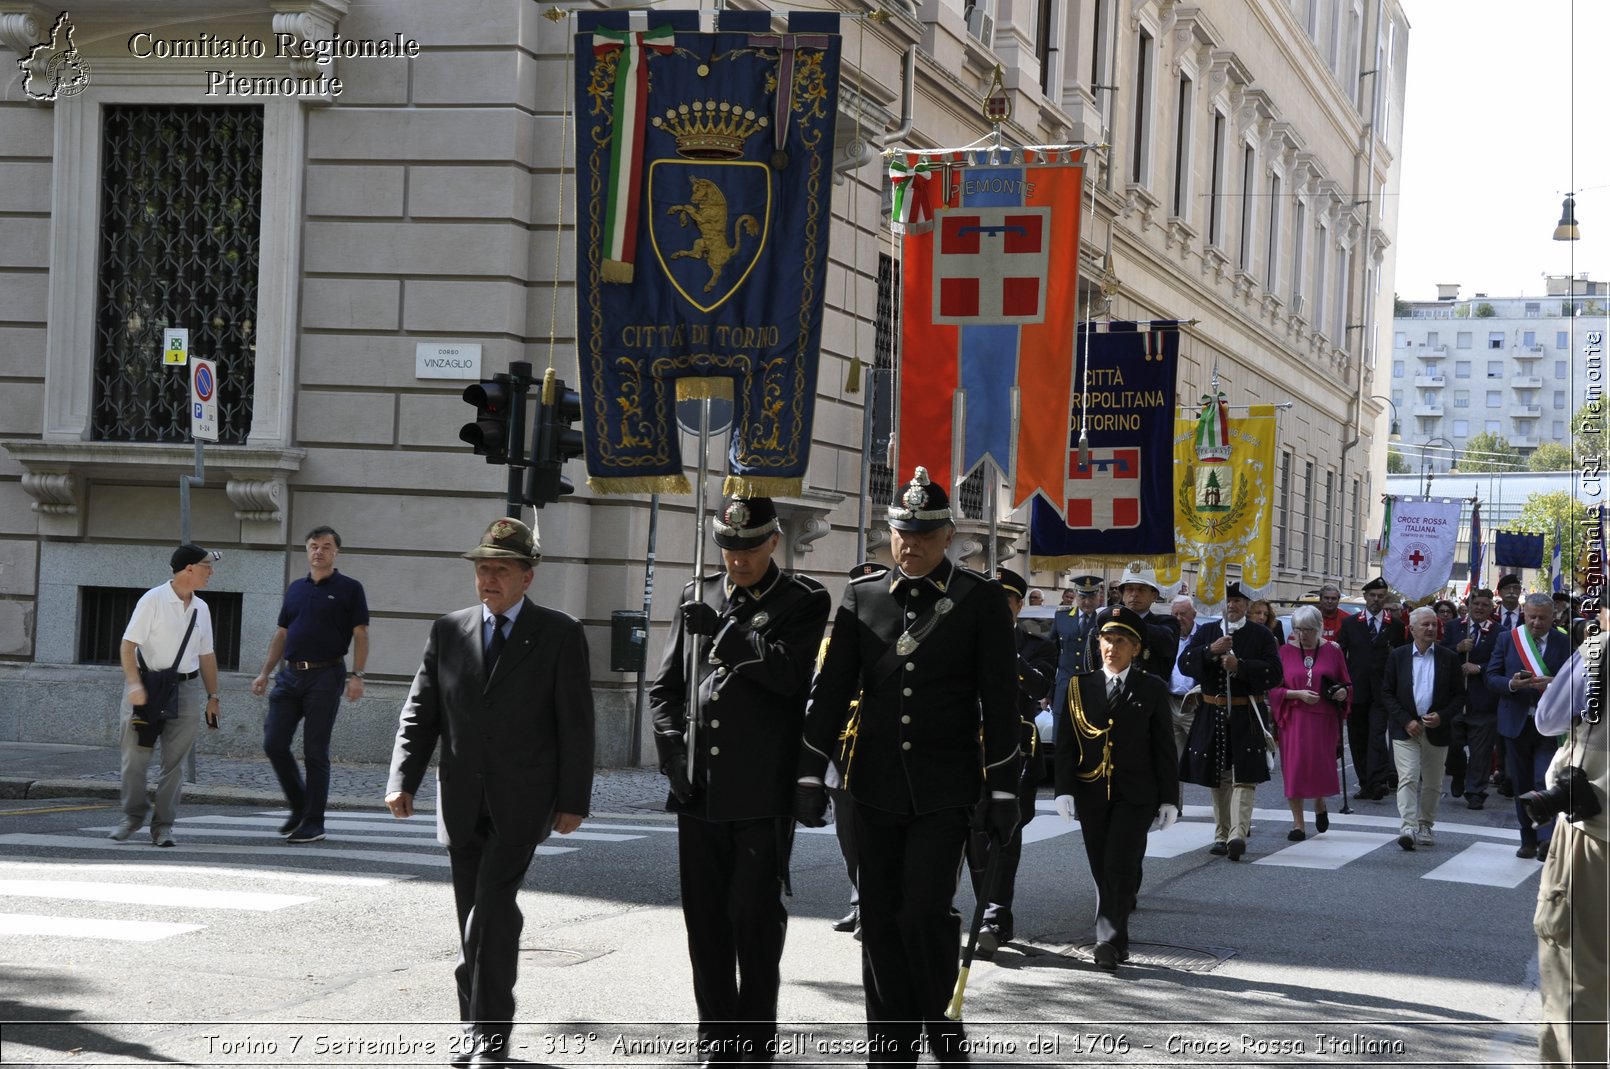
[{"xmin": 0, "ymin": 0, "xmax": 1407, "ymax": 765}]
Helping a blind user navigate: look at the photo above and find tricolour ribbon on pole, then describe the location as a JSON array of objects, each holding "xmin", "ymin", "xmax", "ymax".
[
  {"xmin": 888, "ymin": 156, "xmax": 934, "ymax": 226},
  {"xmin": 593, "ymin": 24, "xmax": 676, "ymax": 284}
]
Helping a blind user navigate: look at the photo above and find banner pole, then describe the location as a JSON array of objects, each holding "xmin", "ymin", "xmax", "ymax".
[{"xmin": 685, "ymin": 399, "xmax": 712, "ymax": 783}]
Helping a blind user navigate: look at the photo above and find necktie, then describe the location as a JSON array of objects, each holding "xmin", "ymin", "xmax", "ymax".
[
  {"xmin": 1371, "ymin": 616, "xmax": 1379, "ymax": 637},
  {"xmin": 1108, "ymin": 676, "xmax": 1122, "ymax": 705},
  {"xmin": 485, "ymin": 614, "xmax": 509, "ymax": 675}
]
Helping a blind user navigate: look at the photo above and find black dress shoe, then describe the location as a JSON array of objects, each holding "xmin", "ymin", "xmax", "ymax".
[
  {"xmin": 976, "ymin": 924, "xmax": 1000, "ymax": 957},
  {"xmin": 1537, "ymin": 841, "xmax": 1549, "ymax": 862},
  {"xmin": 1352, "ymin": 788, "xmax": 1373, "ymax": 800},
  {"xmin": 1287, "ymin": 828, "xmax": 1306, "ymax": 842},
  {"xmin": 278, "ymin": 812, "xmax": 305, "ymax": 836},
  {"xmin": 1315, "ymin": 811, "xmax": 1329, "ymax": 834},
  {"xmin": 1516, "ymin": 842, "xmax": 1537, "ymax": 859},
  {"xmin": 1465, "ymin": 794, "xmax": 1486, "ymax": 810},
  {"xmin": 1209, "ymin": 841, "xmax": 1228, "ymax": 856},
  {"xmin": 1227, "ymin": 836, "xmax": 1246, "ymax": 861},
  {"xmin": 831, "ymin": 908, "xmax": 859, "ymax": 933},
  {"xmin": 1091, "ymin": 941, "xmax": 1119, "ymax": 971}
]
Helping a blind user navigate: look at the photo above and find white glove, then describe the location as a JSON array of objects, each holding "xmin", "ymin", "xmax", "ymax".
[
  {"xmin": 1055, "ymin": 794, "xmax": 1076, "ymax": 823},
  {"xmin": 1155, "ymin": 805, "xmax": 1180, "ymax": 832}
]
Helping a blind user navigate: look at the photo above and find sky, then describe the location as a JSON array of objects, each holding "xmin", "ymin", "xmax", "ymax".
[{"xmin": 1392, "ymin": 0, "xmax": 1607, "ymax": 301}]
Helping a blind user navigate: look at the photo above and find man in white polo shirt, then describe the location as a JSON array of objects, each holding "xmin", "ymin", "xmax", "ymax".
[{"xmin": 112, "ymin": 543, "xmax": 222, "ymax": 847}]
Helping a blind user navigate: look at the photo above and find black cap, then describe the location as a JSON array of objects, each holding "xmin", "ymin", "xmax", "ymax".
[
  {"xmin": 1362, "ymin": 576, "xmax": 1390, "ymax": 593},
  {"xmin": 1497, "ymin": 573, "xmax": 1523, "ymax": 590},
  {"xmin": 1095, "ymin": 605, "xmax": 1147, "ymax": 643},
  {"xmin": 1225, "ymin": 580, "xmax": 1249, "ymax": 602},
  {"xmin": 170, "ymin": 543, "xmax": 218, "ymax": 572},
  {"xmin": 995, "ymin": 567, "xmax": 1028, "ymax": 599},
  {"xmin": 463, "ymin": 518, "xmax": 540, "ymax": 563},
  {"xmin": 887, "ymin": 466, "xmax": 952, "ymax": 533},
  {"xmin": 1070, "ymin": 574, "xmax": 1103, "ymax": 595},
  {"xmin": 712, "ymin": 495, "xmax": 781, "ymax": 550}
]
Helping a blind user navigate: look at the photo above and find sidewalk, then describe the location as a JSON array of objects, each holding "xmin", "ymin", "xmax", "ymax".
[{"xmin": 0, "ymin": 742, "xmax": 668, "ymax": 815}]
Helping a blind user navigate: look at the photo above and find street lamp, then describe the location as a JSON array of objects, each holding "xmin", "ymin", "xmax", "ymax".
[
  {"xmin": 1421, "ymin": 435, "xmax": 1455, "ymax": 496},
  {"xmin": 1367, "ymin": 394, "xmax": 1401, "ymax": 440},
  {"xmin": 1553, "ymin": 193, "xmax": 1580, "ymax": 241}
]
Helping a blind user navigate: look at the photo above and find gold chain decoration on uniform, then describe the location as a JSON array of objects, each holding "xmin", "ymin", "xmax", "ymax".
[{"xmin": 1067, "ymin": 679, "xmax": 1114, "ymax": 800}]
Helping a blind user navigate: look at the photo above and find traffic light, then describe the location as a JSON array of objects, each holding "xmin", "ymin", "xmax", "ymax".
[
  {"xmin": 526, "ymin": 369, "xmax": 584, "ymax": 507},
  {"xmin": 460, "ymin": 377, "xmax": 518, "ymax": 464}
]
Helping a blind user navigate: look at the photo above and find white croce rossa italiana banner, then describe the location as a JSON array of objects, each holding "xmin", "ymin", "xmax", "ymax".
[{"xmin": 1381, "ymin": 496, "xmax": 1463, "ymax": 602}]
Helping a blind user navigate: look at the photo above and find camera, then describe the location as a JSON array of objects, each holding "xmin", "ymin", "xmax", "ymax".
[{"xmin": 1520, "ymin": 766, "xmax": 1603, "ymax": 827}]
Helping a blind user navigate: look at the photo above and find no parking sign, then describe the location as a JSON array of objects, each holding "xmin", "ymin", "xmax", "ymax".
[{"xmin": 190, "ymin": 357, "xmax": 218, "ymax": 442}]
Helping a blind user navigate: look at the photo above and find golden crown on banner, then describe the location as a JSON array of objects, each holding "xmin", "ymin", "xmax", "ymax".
[{"xmin": 652, "ymin": 100, "xmax": 769, "ymax": 160}]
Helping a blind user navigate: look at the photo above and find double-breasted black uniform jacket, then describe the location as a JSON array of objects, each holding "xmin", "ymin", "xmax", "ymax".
[
  {"xmin": 1015, "ymin": 624, "xmax": 1058, "ymax": 761},
  {"xmin": 1337, "ymin": 609, "xmax": 1411, "ymax": 706},
  {"xmin": 1178, "ymin": 619, "xmax": 1280, "ymax": 786},
  {"xmin": 801, "ymin": 558, "xmax": 1021, "ymax": 814},
  {"xmin": 1054, "ymin": 670, "xmax": 1178, "ymax": 813},
  {"xmin": 650, "ymin": 562, "xmax": 830, "ymax": 821}
]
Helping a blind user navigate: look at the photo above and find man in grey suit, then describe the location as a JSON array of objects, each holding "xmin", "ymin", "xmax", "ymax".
[{"xmin": 387, "ymin": 518, "xmax": 596, "ymax": 1068}]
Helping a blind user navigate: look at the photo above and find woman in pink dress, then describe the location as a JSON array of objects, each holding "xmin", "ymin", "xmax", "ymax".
[{"xmin": 1269, "ymin": 604, "xmax": 1352, "ymax": 840}]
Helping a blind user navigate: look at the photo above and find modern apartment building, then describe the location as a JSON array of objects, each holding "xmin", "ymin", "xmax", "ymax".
[
  {"xmin": 1391, "ymin": 275, "xmax": 1606, "ymax": 471},
  {"xmin": 0, "ymin": 0, "xmax": 1408, "ymax": 763}
]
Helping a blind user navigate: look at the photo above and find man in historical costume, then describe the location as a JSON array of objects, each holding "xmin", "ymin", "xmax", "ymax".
[
  {"xmin": 385, "ymin": 518, "xmax": 595, "ymax": 1067},
  {"xmin": 1053, "ymin": 606, "xmax": 1180, "ymax": 972},
  {"xmin": 1487, "ymin": 593, "xmax": 1573, "ymax": 860},
  {"xmin": 1378, "ymin": 606, "xmax": 1466, "ymax": 850},
  {"xmin": 795, "ymin": 467, "xmax": 1020, "ymax": 1067},
  {"xmin": 1337, "ymin": 576, "xmax": 1411, "ymax": 800},
  {"xmin": 650, "ymin": 494, "xmax": 830, "ymax": 1066},
  {"xmin": 1178, "ymin": 581, "xmax": 1281, "ymax": 859},
  {"xmin": 967, "ymin": 566, "xmax": 1057, "ymax": 956}
]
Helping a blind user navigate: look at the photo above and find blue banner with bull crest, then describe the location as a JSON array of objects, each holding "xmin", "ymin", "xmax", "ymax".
[{"xmin": 574, "ymin": 10, "xmax": 840, "ymax": 496}]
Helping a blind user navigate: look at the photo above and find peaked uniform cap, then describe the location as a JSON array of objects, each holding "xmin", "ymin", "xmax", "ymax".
[{"xmin": 995, "ymin": 567, "xmax": 1029, "ymax": 599}]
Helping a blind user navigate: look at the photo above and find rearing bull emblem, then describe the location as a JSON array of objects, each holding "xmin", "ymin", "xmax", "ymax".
[
  {"xmin": 650, "ymin": 162, "xmax": 771, "ymax": 313},
  {"xmin": 666, "ymin": 177, "xmax": 760, "ymax": 293}
]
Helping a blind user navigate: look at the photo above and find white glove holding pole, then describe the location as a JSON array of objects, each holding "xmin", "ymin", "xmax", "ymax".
[
  {"xmin": 1154, "ymin": 805, "xmax": 1180, "ymax": 832},
  {"xmin": 1055, "ymin": 794, "xmax": 1076, "ymax": 823}
]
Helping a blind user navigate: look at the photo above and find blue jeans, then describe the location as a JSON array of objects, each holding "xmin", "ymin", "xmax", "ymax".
[{"xmin": 263, "ymin": 664, "xmax": 344, "ymax": 830}]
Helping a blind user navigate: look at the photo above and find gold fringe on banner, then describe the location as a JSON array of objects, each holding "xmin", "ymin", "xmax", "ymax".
[
  {"xmin": 845, "ymin": 355, "xmax": 863, "ymax": 394},
  {"xmin": 600, "ymin": 260, "xmax": 634, "ymax": 284},
  {"xmin": 675, "ymin": 377, "xmax": 735, "ymax": 401},
  {"xmin": 723, "ymin": 475, "xmax": 803, "ymax": 498},
  {"xmin": 1028, "ymin": 554, "xmax": 1178, "ymax": 573},
  {"xmin": 588, "ymin": 475, "xmax": 691, "ymax": 496}
]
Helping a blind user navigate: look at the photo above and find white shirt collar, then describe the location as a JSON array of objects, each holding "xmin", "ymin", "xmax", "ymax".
[
  {"xmin": 1103, "ymin": 667, "xmax": 1130, "ymax": 688},
  {"xmin": 482, "ymin": 599, "xmax": 525, "ymax": 628}
]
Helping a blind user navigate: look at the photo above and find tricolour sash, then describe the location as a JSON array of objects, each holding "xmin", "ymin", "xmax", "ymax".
[{"xmin": 1511, "ymin": 626, "xmax": 1552, "ymax": 678}]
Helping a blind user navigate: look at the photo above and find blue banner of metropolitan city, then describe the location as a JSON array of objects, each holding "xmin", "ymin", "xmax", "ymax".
[{"xmin": 574, "ymin": 10, "xmax": 840, "ymax": 496}]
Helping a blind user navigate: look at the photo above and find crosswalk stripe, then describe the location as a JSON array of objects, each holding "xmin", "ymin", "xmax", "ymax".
[
  {"xmin": 1423, "ymin": 842, "xmax": 1544, "ymax": 887},
  {"xmin": 0, "ymin": 879, "xmax": 313, "ymax": 911},
  {"xmin": 0, "ymin": 913, "xmax": 203, "ymax": 941},
  {"xmin": 1252, "ymin": 829, "xmax": 1395, "ymax": 869},
  {"xmin": 0, "ymin": 833, "xmax": 475, "ymax": 867},
  {"xmin": 174, "ymin": 816, "xmax": 644, "ymax": 843},
  {"xmin": 1142, "ymin": 822, "xmax": 1221, "ymax": 857},
  {"xmin": 0, "ymin": 859, "xmax": 408, "ymax": 886}
]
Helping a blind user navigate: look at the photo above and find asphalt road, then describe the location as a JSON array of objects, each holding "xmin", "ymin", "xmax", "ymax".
[{"xmin": 0, "ymin": 777, "xmax": 1550, "ymax": 1068}]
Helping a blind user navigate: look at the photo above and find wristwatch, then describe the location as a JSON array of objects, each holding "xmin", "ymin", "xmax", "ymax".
[
  {"xmin": 349, "ymin": 671, "xmax": 365, "ymax": 679},
  {"xmin": 207, "ymin": 693, "xmax": 221, "ymax": 702}
]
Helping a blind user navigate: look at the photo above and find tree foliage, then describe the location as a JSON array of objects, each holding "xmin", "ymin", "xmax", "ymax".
[
  {"xmin": 1527, "ymin": 442, "xmax": 1573, "ymax": 471},
  {"xmin": 1506, "ymin": 491, "xmax": 1591, "ymax": 591},
  {"xmin": 1473, "ymin": 302, "xmax": 1497, "ymax": 318},
  {"xmin": 1387, "ymin": 446, "xmax": 1412, "ymax": 474},
  {"xmin": 1455, "ymin": 431, "xmax": 1521, "ymax": 473}
]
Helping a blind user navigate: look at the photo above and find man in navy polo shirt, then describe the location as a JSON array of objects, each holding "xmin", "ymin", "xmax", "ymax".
[{"xmin": 251, "ymin": 526, "xmax": 370, "ymax": 843}]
